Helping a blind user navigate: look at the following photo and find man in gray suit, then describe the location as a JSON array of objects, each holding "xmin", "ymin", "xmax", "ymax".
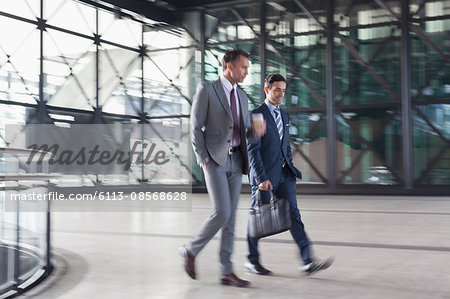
[{"xmin": 180, "ymin": 49, "xmax": 265, "ymax": 287}]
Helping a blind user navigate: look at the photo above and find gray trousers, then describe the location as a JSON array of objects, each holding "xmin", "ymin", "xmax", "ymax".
[{"xmin": 187, "ymin": 152, "xmax": 243, "ymax": 275}]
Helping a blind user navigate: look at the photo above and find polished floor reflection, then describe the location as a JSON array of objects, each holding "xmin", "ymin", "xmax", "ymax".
[{"xmin": 19, "ymin": 194, "xmax": 450, "ymax": 298}]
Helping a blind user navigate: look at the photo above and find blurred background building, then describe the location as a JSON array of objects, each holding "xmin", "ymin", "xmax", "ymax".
[{"xmin": 1, "ymin": 0, "xmax": 450, "ymax": 297}]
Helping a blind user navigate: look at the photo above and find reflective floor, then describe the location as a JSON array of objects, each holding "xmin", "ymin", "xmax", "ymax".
[{"xmin": 19, "ymin": 194, "xmax": 450, "ymax": 298}]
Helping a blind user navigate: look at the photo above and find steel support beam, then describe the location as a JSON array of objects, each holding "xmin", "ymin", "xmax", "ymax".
[
  {"xmin": 79, "ymin": 0, "xmax": 179, "ymax": 25},
  {"xmin": 200, "ymin": 9, "xmax": 206, "ymax": 82},
  {"xmin": 95, "ymin": 10, "xmax": 101, "ymax": 124},
  {"xmin": 259, "ymin": 1, "xmax": 266, "ymax": 100},
  {"xmin": 326, "ymin": 0, "xmax": 336, "ymax": 188},
  {"xmin": 38, "ymin": 0, "xmax": 46, "ymax": 124},
  {"xmin": 401, "ymin": 0, "xmax": 413, "ymax": 189},
  {"xmin": 140, "ymin": 26, "xmax": 145, "ymax": 182}
]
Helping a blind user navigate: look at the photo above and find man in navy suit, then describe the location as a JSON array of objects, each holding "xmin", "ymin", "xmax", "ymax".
[{"xmin": 245, "ymin": 74, "xmax": 333, "ymax": 276}]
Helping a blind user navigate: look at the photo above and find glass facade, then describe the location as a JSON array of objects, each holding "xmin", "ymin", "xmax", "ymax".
[
  {"xmin": 2, "ymin": 0, "xmax": 450, "ymax": 296},
  {"xmin": 265, "ymin": 1, "xmax": 328, "ymax": 184},
  {"xmin": 334, "ymin": 1, "xmax": 403, "ymax": 185},
  {"xmin": 0, "ymin": 0, "xmax": 196, "ymax": 187},
  {"xmin": 0, "ymin": 0, "xmax": 448, "ymax": 202},
  {"xmin": 410, "ymin": 0, "xmax": 450, "ymax": 185}
]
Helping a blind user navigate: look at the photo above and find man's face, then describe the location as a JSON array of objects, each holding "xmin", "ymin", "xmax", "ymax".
[
  {"xmin": 265, "ymin": 81, "xmax": 286, "ymax": 107},
  {"xmin": 228, "ymin": 55, "xmax": 249, "ymax": 83}
]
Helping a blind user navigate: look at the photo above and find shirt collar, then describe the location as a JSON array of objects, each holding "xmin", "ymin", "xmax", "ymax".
[
  {"xmin": 264, "ymin": 99, "xmax": 279, "ymax": 114},
  {"xmin": 220, "ymin": 75, "xmax": 237, "ymax": 94}
]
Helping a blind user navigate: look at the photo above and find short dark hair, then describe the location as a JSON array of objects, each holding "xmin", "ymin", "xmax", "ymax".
[
  {"xmin": 264, "ymin": 74, "xmax": 286, "ymax": 89},
  {"xmin": 222, "ymin": 49, "xmax": 250, "ymax": 71}
]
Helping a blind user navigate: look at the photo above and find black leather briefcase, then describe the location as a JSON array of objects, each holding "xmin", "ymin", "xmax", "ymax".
[{"xmin": 248, "ymin": 190, "xmax": 291, "ymax": 239}]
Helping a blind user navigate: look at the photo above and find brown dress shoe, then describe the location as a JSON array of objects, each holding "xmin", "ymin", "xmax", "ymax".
[
  {"xmin": 220, "ymin": 273, "xmax": 250, "ymax": 287},
  {"xmin": 179, "ymin": 246, "xmax": 196, "ymax": 279}
]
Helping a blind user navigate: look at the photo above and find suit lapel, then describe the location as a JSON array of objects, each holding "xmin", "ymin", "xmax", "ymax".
[
  {"xmin": 212, "ymin": 79, "xmax": 232, "ymax": 120},
  {"xmin": 261, "ymin": 103, "xmax": 279, "ymax": 138}
]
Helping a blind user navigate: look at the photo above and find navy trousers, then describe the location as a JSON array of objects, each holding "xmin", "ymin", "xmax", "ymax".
[{"xmin": 247, "ymin": 166, "xmax": 312, "ymax": 265}]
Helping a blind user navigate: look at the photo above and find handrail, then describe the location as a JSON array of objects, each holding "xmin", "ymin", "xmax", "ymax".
[
  {"xmin": 1, "ymin": 174, "xmax": 59, "ymax": 182},
  {"xmin": 0, "ymin": 147, "xmax": 53, "ymax": 160}
]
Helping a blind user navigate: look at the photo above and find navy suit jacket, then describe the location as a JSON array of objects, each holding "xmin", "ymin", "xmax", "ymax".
[{"xmin": 247, "ymin": 103, "xmax": 302, "ymax": 188}]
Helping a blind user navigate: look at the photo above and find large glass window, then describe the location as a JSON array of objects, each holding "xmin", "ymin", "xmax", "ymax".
[
  {"xmin": 207, "ymin": 5, "xmax": 260, "ymax": 43},
  {"xmin": 413, "ymin": 105, "xmax": 450, "ymax": 184},
  {"xmin": 205, "ymin": 5, "xmax": 262, "ymax": 104},
  {"xmin": 265, "ymin": 1, "xmax": 328, "ymax": 184},
  {"xmin": 44, "ymin": 0, "xmax": 96, "ymax": 36},
  {"xmin": 410, "ymin": 0, "xmax": 450, "ymax": 185},
  {"xmin": 100, "ymin": 44, "xmax": 141, "ymax": 116},
  {"xmin": 0, "ymin": 16, "xmax": 40, "ymax": 105},
  {"xmin": 44, "ymin": 29, "xmax": 97, "ymax": 109},
  {"xmin": 0, "ymin": 0, "xmax": 449, "ymax": 198},
  {"xmin": 1, "ymin": 0, "xmax": 39, "ymax": 20},
  {"xmin": 99, "ymin": 10, "xmax": 142, "ymax": 48},
  {"xmin": 334, "ymin": 0, "xmax": 403, "ymax": 185}
]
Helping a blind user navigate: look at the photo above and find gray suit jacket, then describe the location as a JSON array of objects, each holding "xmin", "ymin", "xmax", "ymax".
[{"xmin": 191, "ymin": 79, "xmax": 254, "ymax": 175}]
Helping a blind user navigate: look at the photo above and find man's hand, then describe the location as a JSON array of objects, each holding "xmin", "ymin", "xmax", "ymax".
[
  {"xmin": 252, "ymin": 115, "xmax": 266, "ymax": 137},
  {"xmin": 258, "ymin": 180, "xmax": 273, "ymax": 191}
]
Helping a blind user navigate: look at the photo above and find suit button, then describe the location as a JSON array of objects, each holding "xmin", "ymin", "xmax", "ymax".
[
  {"xmin": 227, "ymin": 140, "xmax": 230, "ymax": 143},
  {"xmin": 229, "ymin": 127, "xmax": 232, "ymax": 129}
]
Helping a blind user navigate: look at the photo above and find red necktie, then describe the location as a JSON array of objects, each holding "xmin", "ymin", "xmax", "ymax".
[{"xmin": 230, "ymin": 88, "xmax": 241, "ymax": 146}]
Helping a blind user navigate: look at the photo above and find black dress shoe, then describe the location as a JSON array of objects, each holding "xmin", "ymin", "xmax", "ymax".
[
  {"xmin": 179, "ymin": 246, "xmax": 196, "ymax": 279},
  {"xmin": 245, "ymin": 261, "xmax": 272, "ymax": 275},
  {"xmin": 220, "ymin": 273, "xmax": 250, "ymax": 287}
]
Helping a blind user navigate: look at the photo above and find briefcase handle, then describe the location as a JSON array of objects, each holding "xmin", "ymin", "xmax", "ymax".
[{"xmin": 255, "ymin": 189, "xmax": 275, "ymax": 207}]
